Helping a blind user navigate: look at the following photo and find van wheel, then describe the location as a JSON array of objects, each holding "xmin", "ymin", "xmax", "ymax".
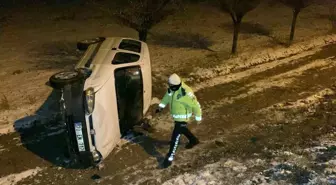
[
  {"xmin": 77, "ymin": 37, "xmax": 105, "ymax": 51},
  {"xmin": 49, "ymin": 70, "xmax": 83, "ymax": 90}
]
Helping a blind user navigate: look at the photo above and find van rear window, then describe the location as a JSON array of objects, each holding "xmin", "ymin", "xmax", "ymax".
[
  {"xmin": 118, "ymin": 39, "xmax": 141, "ymax": 53},
  {"xmin": 112, "ymin": 52, "xmax": 140, "ymax": 64}
]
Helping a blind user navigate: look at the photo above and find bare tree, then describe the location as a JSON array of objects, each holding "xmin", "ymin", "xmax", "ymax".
[
  {"xmin": 218, "ymin": 0, "xmax": 261, "ymax": 54},
  {"xmin": 329, "ymin": 0, "xmax": 336, "ymax": 31},
  {"xmin": 315, "ymin": 0, "xmax": 336, "ymax": 32},
  {"xmin": 280, "ymin": 0, "xmax": 314, "ymax": 43},
  {"xmin": 114, "ymin": 0, "xmax": 179, "ymax": 41}
]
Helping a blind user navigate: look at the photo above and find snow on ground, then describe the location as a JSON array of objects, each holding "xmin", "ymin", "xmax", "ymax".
[
  {"xmin": 150, "ymin": 50, "xmax": 336, "ymax": 128},
  {"xmin": 160, "ymin": 84, "xmax": 336, "ymax": 185},
  {"xmin": 269, "ymin": 88, "xmax": 336, "ymax": 111},
  {"xmin": 204, "ymin": 57, "xmax": 336, "ymax": 113},
  {"xmin": 0, "ymin": 2, "xmax": 334, "ymax": 135},
  {"xmin": 187, "ymin": 34, "xmax": 336, "ymax": 86},
  {"xmin": 91, "ymin": 83, "xmax": 336, "ymax": 185},
  {"xmin": 0, "ymin": 144, "xmax": 7, "ymax": 153},
  {"xmin": 0, "ymin": 167, "xmax": 43, "ymax": 185},
  {"xmin": 191, "ymin": 46, "xmax": 324, "ymax": 92},
  {"xmin": 257, "ymin": 88, "xmax": 336, "ymax": 124},
  {"xmin": 162, "ymin": 136, "xmax": 336, "ymax": 185},
  {"xmin": 2, "ymin": 36, "xmax": 330, "ymax": 135},
  {"xmin": 0, "ymin": 2, "xmax": 335, "ymax": 185},
  {"xmin": 238, "ymin": 57, "xmax": 336, "ymax": 96},
  {"xmin": 150, "ymin": 37, "xmax": 336, "ymax": 105}
]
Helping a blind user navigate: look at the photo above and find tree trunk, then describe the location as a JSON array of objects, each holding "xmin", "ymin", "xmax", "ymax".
[
  {"xmin": 290, "ymin": 9, "xmax": 300, "ymax": 43},
  {"xmin": 232, "ymin": 21, "xmax": 241, "ymax": 54},
  {"xmin": 138, "ymin": 30, "xmax": 148, "ymax": 42},
  {"xmin": 331, "ymin": 5, "xmax": 336, "ymax": 32}
]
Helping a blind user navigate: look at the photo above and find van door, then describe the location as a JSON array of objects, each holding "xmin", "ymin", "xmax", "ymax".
[{"xmin": 114, "ymin": 66, "xmax": 143, "ymax": 135}]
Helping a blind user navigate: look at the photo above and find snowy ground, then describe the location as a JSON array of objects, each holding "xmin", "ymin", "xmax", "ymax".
[{"xmin": 0, "ymin": 1, "xmax": 336, "ymax": 185}]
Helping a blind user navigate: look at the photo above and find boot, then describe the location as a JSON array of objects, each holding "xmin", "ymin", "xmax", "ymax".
[
  {"xmin": 185, "ymin": 139, "xmax": 199, "ymax": 149},
  {"xmin": 162, "ymin": 157, "xmax": 172, "ymax": 168}
]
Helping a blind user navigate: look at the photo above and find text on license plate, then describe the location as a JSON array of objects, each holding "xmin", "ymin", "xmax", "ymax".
[{"xmin": 74, "ymin": 122, "xmax": 85, "ymax": 152}]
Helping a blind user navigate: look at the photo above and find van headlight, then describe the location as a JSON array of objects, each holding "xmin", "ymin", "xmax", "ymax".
[
  {"xmin": 85, "ymin": 87, "xmax": 95, "ymax": 114},
  {"xmin": 92, "ymin": 150, "xmax": 101, "ymax": 163}
]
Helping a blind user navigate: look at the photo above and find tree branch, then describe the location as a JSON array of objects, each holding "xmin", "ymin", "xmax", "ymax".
[
  {"xmin": 156, "ymin": 0, "xmax": 172, "ymax": 13},
  {"xmin": 236, "ymin": 13, "xmax": 243, "ymax": 23},
  {"xmin": 230, "ymin": 12, "xmax": 237, "ymax": 23},
  {"xmin": 114, "ymin": 12, "xmax": 140, "ymax": 30}
]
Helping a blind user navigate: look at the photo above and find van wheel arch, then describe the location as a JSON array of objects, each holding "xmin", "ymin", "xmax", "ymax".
[{"xmin": 49, "ymin": 70, "xmax": 83, "ymax": 89}]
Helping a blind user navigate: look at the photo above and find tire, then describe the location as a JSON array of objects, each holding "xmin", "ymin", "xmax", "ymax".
[
  {"xmin": 77, "ymin": 37, "xmax": 106, "ymax": 51},
  {"xmin": 49, "ymin": 70, "xmax": 83, "ymax": 90}
]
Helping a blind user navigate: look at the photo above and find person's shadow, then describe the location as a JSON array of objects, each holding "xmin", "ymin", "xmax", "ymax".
[
  {"xmin": 122, "ymin": 129, "xmax": 170, "ymax": 168},
  {"xmin": 13, "ymin": 88, "xmax": 84, "ymax": 169},
  {"xmin": 91, "ymin": 130, "xmax": 171, "ymax": 181}
]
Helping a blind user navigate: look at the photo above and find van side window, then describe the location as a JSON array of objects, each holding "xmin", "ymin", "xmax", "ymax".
[
  {"xmin": 118, "ymin": 39, "xmax": 141, "ymax": 53},
  {"xmin": 112, "ymin": 52, "xmax": 140, "ymax": 64}
]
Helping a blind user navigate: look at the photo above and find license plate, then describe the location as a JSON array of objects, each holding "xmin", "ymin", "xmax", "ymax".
[{"xmin": 74, "ymin": 122, "xmax": 85, "ymax": 152}]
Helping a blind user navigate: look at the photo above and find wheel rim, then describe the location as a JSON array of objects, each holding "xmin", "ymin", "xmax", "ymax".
[{"xmin": 55, "ymin": 71, "xmax": 78, "ymax": 80}]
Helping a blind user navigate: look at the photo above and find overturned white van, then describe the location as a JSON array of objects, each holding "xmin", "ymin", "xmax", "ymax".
[{"xmin": 48, "ymin": 37, "xmax": 152, "ymax": 167}]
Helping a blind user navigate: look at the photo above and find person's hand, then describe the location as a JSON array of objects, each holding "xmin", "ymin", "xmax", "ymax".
[
  {"xmin": 195, "ymin": 116, "xmax": 202, "ymax": 124},
  {"xmin": 155, "ymin": 107, "xmax": 163, "ymax": 114}
]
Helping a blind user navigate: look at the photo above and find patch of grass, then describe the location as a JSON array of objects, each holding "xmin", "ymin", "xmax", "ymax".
[{"xmin": 0, "ymin": 95, "xmax": 9, "ymax": 110}]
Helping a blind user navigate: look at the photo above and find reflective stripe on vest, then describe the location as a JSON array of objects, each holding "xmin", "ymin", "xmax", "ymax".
[
  {"xmin": 187, "ymin": 92, "xmax": 194, "ymax": 98},
  {"xmin": 172, "ymin": 113, "xmax": 192, "ymax": 119}
]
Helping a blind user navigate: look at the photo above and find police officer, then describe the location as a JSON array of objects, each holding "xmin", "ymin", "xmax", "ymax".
[{"xmin": 156, "ymin": 73, "xmax": 202, "ymax": 168}]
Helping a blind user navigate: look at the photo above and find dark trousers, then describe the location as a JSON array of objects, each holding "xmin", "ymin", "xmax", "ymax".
[{"xmin": 166, "ymin": 121, "xmax": 198, "ymax": 162}]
